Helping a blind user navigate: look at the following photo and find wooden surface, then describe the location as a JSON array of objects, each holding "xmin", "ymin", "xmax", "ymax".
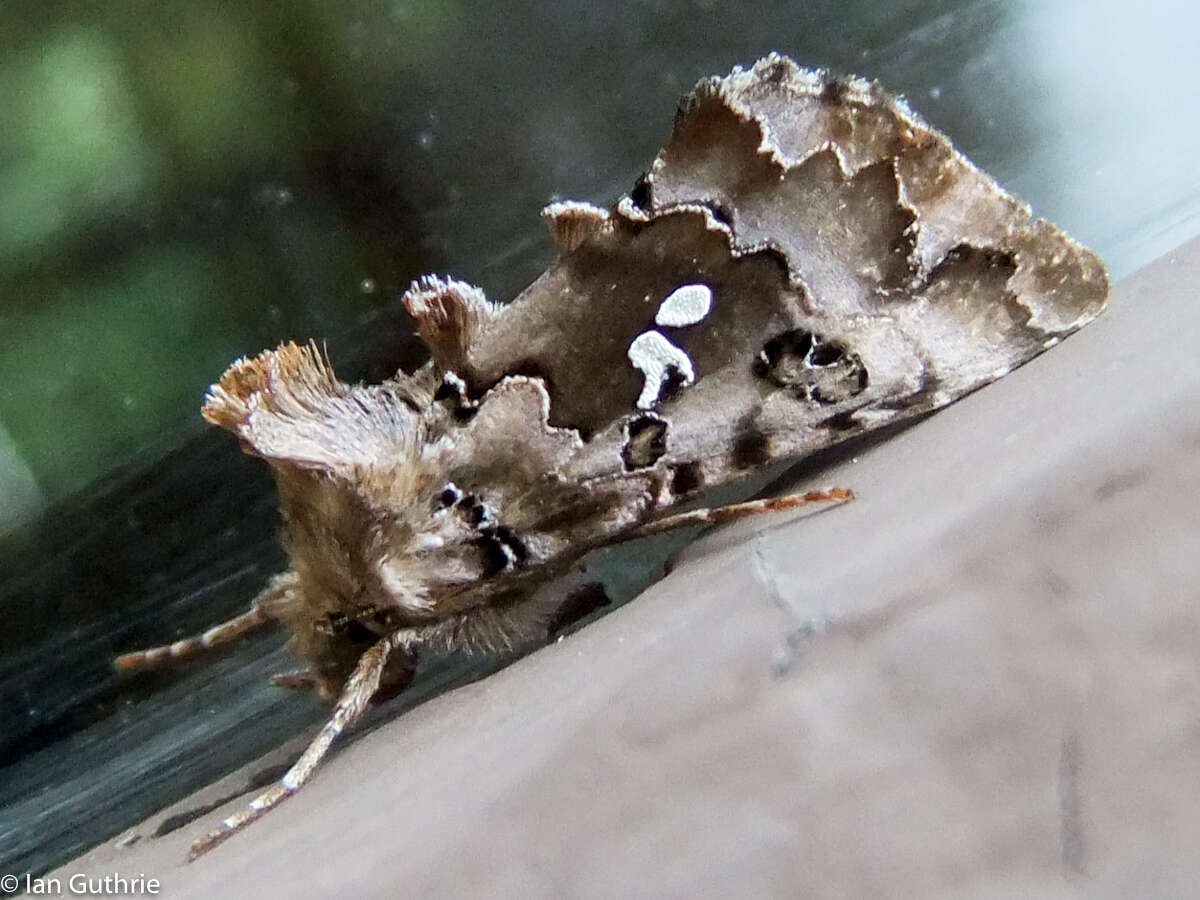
[{"xmin": 56, "ymin": 235, "xmax": 1200, "ymax": 897}]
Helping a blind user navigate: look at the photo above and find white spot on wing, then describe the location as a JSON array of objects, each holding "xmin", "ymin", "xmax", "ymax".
[
  {"xmin": 655, "ymin": 283, "xmax": 712, "ymax": 327},
  {"xmin": 628, "ymin": 331, "xmax": 695, "ymax": 409}
]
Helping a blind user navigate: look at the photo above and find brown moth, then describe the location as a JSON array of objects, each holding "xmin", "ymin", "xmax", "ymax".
[{"xmin": 116, "ymin": 54, "xmax": 1108, "ymax": 859}]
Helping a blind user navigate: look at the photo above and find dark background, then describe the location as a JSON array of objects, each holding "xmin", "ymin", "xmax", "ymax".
[{"xmin": 2, "ymin": 0, "xmax": 1197, "ymax": 880}]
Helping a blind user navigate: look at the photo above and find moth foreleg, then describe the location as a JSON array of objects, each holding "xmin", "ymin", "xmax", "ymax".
[
  {"xmin": 184, "ymin": 595, "xmax": 577, "ymax": 860},
  {"xmin": 624, "ymin": 488, "xmax": 852, "ymax": 541},
  {"xmin": 114, "ymin": 572, "xmax": 297, "ymax": 674},
  {"xmin": 187, "ymin": 629, "xmax": 401, "ymax": 861}
]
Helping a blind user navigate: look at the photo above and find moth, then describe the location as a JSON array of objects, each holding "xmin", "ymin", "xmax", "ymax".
[{"xmin": 116, "ymin": 54, "xmax": 1108, "ymax": 859}]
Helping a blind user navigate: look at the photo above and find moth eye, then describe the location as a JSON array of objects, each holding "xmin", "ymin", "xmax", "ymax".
[{"xmin": 621, "ymin": 414, "xmax": 668, "ymax": 470}]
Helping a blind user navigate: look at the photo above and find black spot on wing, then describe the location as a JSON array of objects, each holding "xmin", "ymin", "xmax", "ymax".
[
  {"xmin": 731, "ymin": 413, "xmax": 772, "ymax": 469},
  {"xmin": 622, "ymin": 414, "xmax": 668, "ymax": 470},
  {"xmin": 670, "ymin": 461, "xmax": 704, "ymax": 496}
]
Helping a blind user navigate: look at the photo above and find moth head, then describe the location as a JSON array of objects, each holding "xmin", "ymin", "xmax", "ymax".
[{"xmin": 203, "ymin": 343, "xmax": 444, "ymax": 608}]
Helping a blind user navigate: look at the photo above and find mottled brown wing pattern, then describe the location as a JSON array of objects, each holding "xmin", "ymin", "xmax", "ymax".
[{"xmin": 428, "ymin": 55, "xmax": 1105, "ymax": 530}]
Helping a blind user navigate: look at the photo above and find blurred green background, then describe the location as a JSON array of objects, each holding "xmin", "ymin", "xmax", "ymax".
[
  {"xmin": 0, "ymin": 2, "xmax": 458, "ymax": 527},
  {"xmin": 2, "ymin": 0, "xmax": 1200, "ymax": 881}
]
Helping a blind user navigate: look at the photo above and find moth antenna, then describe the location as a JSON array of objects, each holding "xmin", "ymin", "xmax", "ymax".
[{"xmin": 402, "ymin": 275, "xmax": 498, "ymax": 373}]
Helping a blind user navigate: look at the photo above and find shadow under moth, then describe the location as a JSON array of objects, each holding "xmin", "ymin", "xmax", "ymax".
[{"xmin": 116, "ymin": 54, "xmax": 1108, "ymax": 859}]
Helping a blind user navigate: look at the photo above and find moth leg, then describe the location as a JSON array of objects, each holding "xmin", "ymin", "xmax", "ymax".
[
  {"xmin": 623, "ymin": 488, "xmax": 852, "ymax": 541},
  {"xmin": 114, "ymin": 572, "xmax": 297, "ymax": 674},
  {"xmin": 187, "ymin": 597, "xmax": 563, "ymax": 860},
  {"xmin": 187, "ymin": 630, "xmax": 401, "ymax": 861}
]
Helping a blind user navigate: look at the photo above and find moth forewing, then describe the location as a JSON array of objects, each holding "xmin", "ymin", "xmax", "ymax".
[{"xmin": 117, "ymin": 53, "xmax": 1107, "ymax": 860}]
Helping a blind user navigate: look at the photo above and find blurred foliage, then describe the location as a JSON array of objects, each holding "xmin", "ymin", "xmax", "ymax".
[
  {"xmin": 0, "ymin": 1, "xmax": 466, "ymax": 527},
  {"xmin": 1, "ymin": 245, "xmax": 220, "ymax": 492},
  {"xmin": 0, "ymin": 28, "xmax": 159, "ymax": 264}
]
